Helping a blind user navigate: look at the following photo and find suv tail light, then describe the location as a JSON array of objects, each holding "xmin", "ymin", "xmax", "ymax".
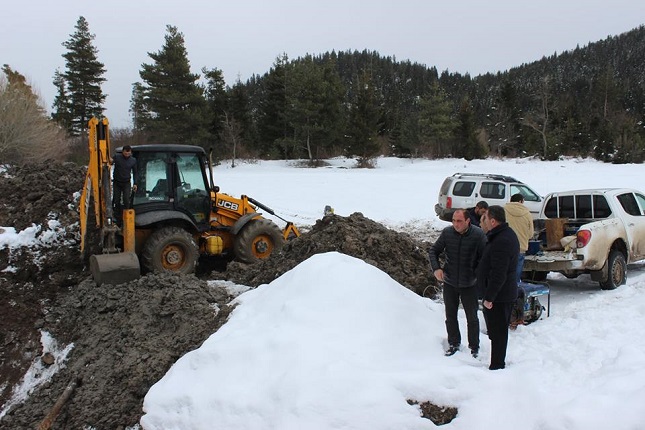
[
  {"xmin": 446, "ymin": 197, "xmax": 452, "ymax": 208},
  {"xmin": 577, "ymin": 230, "xmax": 592, "ymax": 248}
]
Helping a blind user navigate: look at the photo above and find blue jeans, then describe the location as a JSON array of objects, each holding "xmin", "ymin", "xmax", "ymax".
[{"xmin": 516, "ymin": 253, "xmax": 525, "ymax": 284}]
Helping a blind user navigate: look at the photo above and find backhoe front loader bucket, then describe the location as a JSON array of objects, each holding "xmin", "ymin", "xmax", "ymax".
[{"xmin": 90, "ymin": 252, "xmax": 140, "ymax": 286}]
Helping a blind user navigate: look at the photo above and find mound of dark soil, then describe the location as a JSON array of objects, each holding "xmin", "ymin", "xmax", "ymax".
[
  {"xmin": 1, "ymin": 273, "xmax": 231, "ymax": 429},
  {"xmin": 211, "ymin": 212, "xmax": 438, "ymax": 297},
  {"xmin": 0, "ymin": 162, "xmax": 89, "ymax": 426}
]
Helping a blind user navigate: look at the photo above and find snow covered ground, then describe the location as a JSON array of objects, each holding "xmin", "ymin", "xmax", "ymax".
[
  {"xmin": 140, "ymin": 157, "xmax": 645, "ymax": 429},
  {"xmin": 3, "ymin": 156, "xmax": 645, "ymax": 429}
]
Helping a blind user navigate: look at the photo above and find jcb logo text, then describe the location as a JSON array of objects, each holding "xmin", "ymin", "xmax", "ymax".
[{"xmin": 217, "ymin": 200, "xmax": 239, "ymax": 211}]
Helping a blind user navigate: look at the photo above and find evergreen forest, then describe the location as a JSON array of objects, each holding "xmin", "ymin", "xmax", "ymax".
[{"xmin": 2, "ymin": 19, "xmax": 644, "ymax": 166}]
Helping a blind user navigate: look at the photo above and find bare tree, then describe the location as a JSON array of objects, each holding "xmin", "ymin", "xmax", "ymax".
[
  {"xmin": 220, "ymin": 113, "xmax": 243, "ymax": 168},
  {"xmin": 0, "ymin": 74, "xmax": 70, "ymax": 165},
  {"xmin": 522, "ymin": 76, "xmax": 552, "ymax": 159}
]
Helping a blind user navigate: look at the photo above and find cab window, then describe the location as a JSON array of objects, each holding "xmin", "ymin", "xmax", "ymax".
[
  {"xmin": 175, "ymin": 153, "xmax": 210, "ymax": 224},
  {"xmin": 576, "ymin": 195, "xmax": 592, "ymax": 218},
  {"xmin": 559, "ymin": 195, "xmax": 574, "ymax": 218},
  {"xmin": 636, "ymin": 193, "xmax": 645, "ymax": 216},
  {"xmin": 593, "ymin": 195, "xmax": 611, "ymax": 218},
  {"xmin": 617, "ymin": 193, "xmax": 642, "ymax": 216},
  {"xmin": 133, "ymin": 152, "xmax": 171, "ymax": 204},
  {"xmin": 544, "ymin": 193, "xmax": 612, "ymax": 219}
]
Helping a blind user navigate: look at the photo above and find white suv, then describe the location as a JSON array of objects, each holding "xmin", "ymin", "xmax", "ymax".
[{"xmin": 435, "ymin": 173, "xmax": 543, "ymax": 220}]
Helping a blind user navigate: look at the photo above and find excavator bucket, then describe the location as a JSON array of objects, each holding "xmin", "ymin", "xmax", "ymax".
[{"xmin": 90, "ymin": 252, "xmax": 140, "ymax": 286}]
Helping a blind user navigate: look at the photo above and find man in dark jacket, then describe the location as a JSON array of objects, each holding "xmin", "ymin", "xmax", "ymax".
[
  {"xmin": 429, "ymin": 209, "xmax": 486, "ymax": 357},
  {"xmin": 478, "ymin": 205, "xmax": 519, "ymax": 370},
  {"xmin": 467, "ymin": 201, "xmax": 488, "ymax": 227},
  {"xmin": 112, "ymin": 145, "xmax": 138, "ymax": 222}
]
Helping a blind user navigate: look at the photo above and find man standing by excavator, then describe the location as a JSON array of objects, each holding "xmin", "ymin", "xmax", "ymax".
[{"xmin": 112, "ymin": 145, "xmax": 138, "ymax": 224}]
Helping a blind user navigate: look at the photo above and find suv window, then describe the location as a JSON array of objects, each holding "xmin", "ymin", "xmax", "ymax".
[
  {"xmin": 439, "ymin": 178, "xmax": 453, "ymax": 195},
  {"xmin": 480, "ymin": 181, "xmax": 505, "ymax": 199},
  {"xmin": 453, "ymin": 181, "xmax": 475, "ymax": 197},
  {"xmin": 511, "ymin": 184, "xmax": 541, "ymax": 202}
]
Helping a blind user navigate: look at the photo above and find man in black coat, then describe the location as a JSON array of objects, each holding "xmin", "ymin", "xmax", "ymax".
[
  {"xmin": 112, "ymin": 145, "xmax": 138, "ymax": 223},
  {"xmin": 467, "ymin": 201, "xmax": 488, "ymax": 227},
  {"xmin": 478, "ymin": 205, "xmax": 519, "ymax": 370},
  {"xmin": 429, "ymin": 209, "xmax": 486, "ymax": 357}
]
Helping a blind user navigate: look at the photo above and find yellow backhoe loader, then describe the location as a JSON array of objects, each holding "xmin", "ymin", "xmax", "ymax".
[{"xmin": 80, "ymin": 117, "xmax": 300, "ymax": 285}]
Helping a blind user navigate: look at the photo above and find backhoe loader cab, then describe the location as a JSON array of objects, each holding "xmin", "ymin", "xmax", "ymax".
[
  {"xmin": 81, "ymin": 117, "xmax": 299, "ymax": 285},
  {"xmin": 129, "ymin": 145, "xmax": 212, "ymax": 228},
  {"xmin": 122, "ymin": 144, "xmax": 292, "ymax": 274}
]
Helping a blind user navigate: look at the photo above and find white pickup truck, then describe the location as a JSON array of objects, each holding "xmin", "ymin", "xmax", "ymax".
[{"xmin": 522, "ymin": 188, "xmax": 645, "ymax": 289}]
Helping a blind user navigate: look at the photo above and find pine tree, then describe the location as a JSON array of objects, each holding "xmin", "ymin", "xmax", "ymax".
[
  {"xmin": 256, "ymin": 54, "xmax": 291, "ymax": 157},
  {"xmin": 418, "ymin": 81, "xmax": 457, "ymax": 158},
  {"xmin": 345, "ymin": 70, "xmax": 382, "ymax": 167},
  {"xmin": 57, "ymin": 16, "xmax": 106, "ymax": 135},
  {"xmin": 51, "ymin": 69, "xmax": 72, "ymax": 130},
  {"xmin": 136, "ymin": 25, "xmax": 209, "ymax": 146},
  {"xmin": 129, "ymin": 82, "xmax": 148, "ymax": 132},
  {"xmin": 228, "ymin": 78, "xmax": 254, "ymax": 147},
  {"xmin": 287, "ymin": 56, "xmax": 344, "ymax": 162},
  {"xmin": 203, "ymin": 67, "xmax": 228, "ymax": 144},
  {"xmin": 457, "ymin": 98, "xmax": 484, "ymax": 160}
]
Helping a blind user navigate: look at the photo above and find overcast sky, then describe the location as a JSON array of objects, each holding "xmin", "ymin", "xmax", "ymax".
[{"xmin": 3, "ymin": 1, "xmax": 644, "ymax": 128}]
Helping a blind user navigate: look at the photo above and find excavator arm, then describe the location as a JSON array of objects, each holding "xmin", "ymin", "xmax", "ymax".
[
  {"xmin": 80, "ymin": 117, "xmax": 114, "ymax": 254},
  {"xmin": 79, "ymin": 117, "xmax": 140, "ymax": 285}
]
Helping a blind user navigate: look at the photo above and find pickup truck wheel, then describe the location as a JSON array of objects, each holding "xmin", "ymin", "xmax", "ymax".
[{"xmin": 599, "ymin": 250, "xmax": 627, "ymax": 290}]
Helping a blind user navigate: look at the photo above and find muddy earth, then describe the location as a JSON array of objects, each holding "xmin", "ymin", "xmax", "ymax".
[{"xmin": 0, "ymin": 162, "xmax": 444, "ymax": 429}]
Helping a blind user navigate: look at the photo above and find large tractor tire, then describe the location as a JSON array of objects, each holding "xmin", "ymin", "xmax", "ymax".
[
  {"xmin": 234, "ymin": 219, "xmax": 285, "ymax": 263},
  {"xmin": 599, "ymin": 250, "xmax": 627, "ymax": 290},
  {"xmin": 141, "ymin": 226, "xmax": 199, "ymax": 274}
]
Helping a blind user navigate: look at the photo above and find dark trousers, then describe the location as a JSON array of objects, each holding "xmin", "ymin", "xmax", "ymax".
[
  {"xmin": 483, "ymin": 302, "xmax": 514, "ymax": 369},
  {"xmin": 113, "ymin": 180, "xmax": 132, "ymax": 220},
  {"xmin": 443, "ymin": 284, "xmax": 479, "ymax": 350}
]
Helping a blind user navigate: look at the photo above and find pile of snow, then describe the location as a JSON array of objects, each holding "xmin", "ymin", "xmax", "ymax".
[{"xmin": 141, "ymin": 252, "xmax": 645, "ymax": 430}]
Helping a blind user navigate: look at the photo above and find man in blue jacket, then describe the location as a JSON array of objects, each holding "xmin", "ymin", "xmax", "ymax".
[
  {"xmin": 478, "ymin": 205, "xmax": 519, "ymax": 370},
  {"xmin": 429, "ymin": 209, "xmax": 486, "ymax": 357}
]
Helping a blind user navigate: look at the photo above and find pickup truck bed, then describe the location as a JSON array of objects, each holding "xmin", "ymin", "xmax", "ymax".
[{"xmin": 520, "ymin": 188, "xmax": 645, "ymax": 289}]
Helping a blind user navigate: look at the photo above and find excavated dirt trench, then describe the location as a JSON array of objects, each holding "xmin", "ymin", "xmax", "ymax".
[{"xmin": 0, "ymin": 162, "xmax": 443, "ymax": 429}]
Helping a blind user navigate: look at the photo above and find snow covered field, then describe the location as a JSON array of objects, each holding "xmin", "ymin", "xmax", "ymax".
[{"xmin": 138, "ymin": 157, "xmax": 645, "ymax": 430}]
